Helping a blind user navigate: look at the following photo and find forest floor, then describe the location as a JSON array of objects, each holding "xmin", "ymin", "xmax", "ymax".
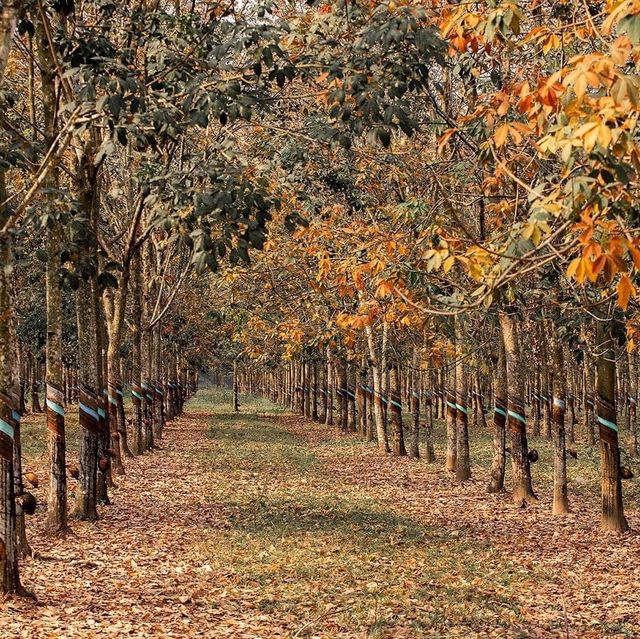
[{"xmin": 1, "ymin": 389, "xmax": 640, "ymax": 638}]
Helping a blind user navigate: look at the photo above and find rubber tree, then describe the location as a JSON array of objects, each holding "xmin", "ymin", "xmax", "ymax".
[
  {"xmin": 499, "ymin": 311, "xmax": 536, "ymax": 505},
  {"xmin": 96, "ymin": 283, "xmax": 111, "ymax": 505},
  {"xmin": 445, "ymin": 318, "xmax": 457, "ymax": 472},
  {"xmin": 423, "ymin": 365, "xmax": 436, "ymax": 463},
  {"xmin": 389, "ymin": 362, "xmax": 406, "ymax": 456},
  {"xmin": 8, "ymin": 287, "xmax": 30, "ymax": 557},
  {"xmin": 365, "ymin": 322, "xmax": 390, "ymax": 452},
  {"xmin": 130, "ymin": 250, "xmax": 144, "ymax": 454},
  {"xmin": 551, "ymin": 331, "xmax": 569, "ymax": 515},
  {"xmin": 409, "ymin": 347, "xmax": 420, "ymax": 459},
  {"xmin": 0, "ymin": 231, "xmax": 24, "ymax": 594},
  {"xmin": 34, "ymin": 9, "xmax": 69, "ymax": 535},
  {"xmin": 455, "ymin": 338, "xmax": 471, "ymax": 482},
  {"xmin": 595, "ymin": 317, "xmax": 628, "ymax": 532},
  {"xmin": 487, "ymin": 336, "xmax": 507, "ymax": 493},
  {"xmin": 74, "ymin": 201, "xmax": 100, "ymax": 520}
]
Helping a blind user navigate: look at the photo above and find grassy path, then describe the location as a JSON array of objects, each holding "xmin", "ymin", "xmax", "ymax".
[{"xmin": 1, "ymin": 388, "xmax": 639, "ymax": 638}]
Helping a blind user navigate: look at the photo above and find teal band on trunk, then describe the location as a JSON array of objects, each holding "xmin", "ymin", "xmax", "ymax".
[
  {"xmin": 46, "ymin": 399, "xmax": 65, "ymax": 417},
  {"xmin": 80, "ymin": 403, "xmax": 99, "ymax": 422},
  {"xmin": 597, "ymin": 415, "xmax": 618, "ymax": 432},
  {"xmin": 0, "ymin": 418, "xmax": 14, "ymax": 439}
]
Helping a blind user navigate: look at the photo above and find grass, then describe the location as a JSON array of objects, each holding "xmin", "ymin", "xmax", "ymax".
[{"xmin": 196, "ymin": 388, "xmax": 548, "ymax": 637}]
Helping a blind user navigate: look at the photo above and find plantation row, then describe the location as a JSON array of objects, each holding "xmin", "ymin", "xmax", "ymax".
[
  {"xmin": 231, "ymin": 309, "xmax": 636, "ymax": 533},
  {"xmin": 3, "ymin": 0, "xmax": 640, "ymax": 610}
]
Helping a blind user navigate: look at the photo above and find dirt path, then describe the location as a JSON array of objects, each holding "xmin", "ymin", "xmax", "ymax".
[{"xmin": 0, "ymin": 406, "xmax": 222, "ymax": 639}]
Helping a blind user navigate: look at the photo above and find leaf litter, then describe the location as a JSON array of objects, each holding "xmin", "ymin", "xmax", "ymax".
[{"xmin": 1, "ymin": 392, "xmax": 639, "ymax": 638}]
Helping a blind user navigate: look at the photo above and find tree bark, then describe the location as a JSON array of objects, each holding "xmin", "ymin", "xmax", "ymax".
[
  {"xmin": 36, "ymin": 13, "xmax": 69, "ymax": 535},
  {"xmin": 409, "ymin": 349, "xmax": 420, "ymax": 459},
  {"xmin": 0, "ymin": 0, "xmax": 19, "ymax": 82},
  {"xmin": 552, "ymin": 333, "xmax": 569, "ymax": 515},
  {"xmin": 141, "ymin": 242, "xmax": 155, "ymax": 450},
  {"xmin": 446, "ymin": 345, "xmax": 458, "ymax": 471},
  {"xmin": 0, "ymin": 234, "xmax": 26, "ymax": 595},
  {"xmin": 629, "ymin": 350, "xmax": 638, "ymax": 456},
  {"xmin": 389, "ymin": 363, "xmax": 406, "ymax": 456},
  {"xmin": 365, "ymin": 324, "xmax": 389, "ymax": 452},
  {"xmin": 595, "ymin": 319, "xmax": 628, "ymax": 532},
  {"xmin": 499, "ymin": 312, "xmax": 536, "ymax": 506},
  {"xmin": 487, "ymin": 337, "xmax": 507, "ymax": 493},
  {"xmin": 338, "ymin": 359, "xmax": 348, "ymax": 432},
  {"xmin": 130, "ymin": 252, "xmax": 144, "ymax": 454},
  {"xmin": 96, "ymin": 292, "xmax": 111, "ymax": 504},
  {"xmin": 455, "ymin": 349, "xmax": 471, "ymax": 482},
  {"xmin": 152, "ymin": 323, "xmax": 164, "ymax": 440}
]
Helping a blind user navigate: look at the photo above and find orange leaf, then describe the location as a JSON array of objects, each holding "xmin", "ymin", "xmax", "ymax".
[
  {"xmin": 629, "ymin": 245, "xmax": 640, "ymax": 270},
  {"xmin": 375, "ymin": 280, "xmax": 395, "ymax": 298},
  {"xmin": 566, "ymin": 256, "xmax": 581, "ymax": 279},
  {"xmin": 494, "ymin": 124, "xmax": 509, "ymax": 148},
  {"xmin": 617, "ymin": 274, "xmax": 635, "ymax": 311}
]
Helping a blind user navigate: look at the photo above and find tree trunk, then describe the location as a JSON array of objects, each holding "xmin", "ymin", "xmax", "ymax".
[
  {"xmin": 233, "ymin": 359, "xmax": 239, "ymax": 412},
  {"xmin": 488, "ymin": 338, "xmax": 507, "ymax": 493},
  {"xmin": 475, "ymin": 369, "xmax": 487, "ymax": 429},
  {"xmin": 541, "ymin": 326, "xmax": 553, "ymax": 440},
  {"xmin": 532, "ymin": 364, "xmax": 541, "ymax": 437},
  {"xmin": 552, "ymin": 334, "xmax": 569, "ymax": 515},
  {"xmin": 153, "ymin": 323, "xmax": 164, "ymax": 440},
  {"xmin": 0, "ymin": 234, "xmax": 25, "ymax": 594},
  {"xmin": 584, "ymin": 353, "xmax": 596, "ymax": 445},
  {"xmin": 567, "ymin": 361, "xmax": 577, "ymax": 445},
  {"xmin": 31, "ymin": 374, "xmax": 42, "ymax": 413},
  {"xmin": 424, "ymin": 388, "xmax": 436, "ymax": 462},
  {"xmin": 312, "ymin": 362, "xmax": 319, "ymax": 421},
  {"xmin": 8, "ymin": 290, "xmax": 30, "ymax": 556},
  {"xmin": 325, "ymin": 351, "xmax": 333, "ymax": 426},
  {"xmin": 141, "ymin": 243, "xmax": 155, "ymax": 451},
  {"xmin": 595, "ymin": 320, "xmax": 628, "ymax": 532},
  {"xmin": 389, "ymin": 364, "xmax": 406, "ymax": 456},
  {"xmin": 499, "ymin": 312, "xmax": 536, "ymax": 505},
  {"xmin": 36, "ymin": 15, "xmax": 69, "ymax": 534},
  {"xmin": 365, "ymin": 325, "xmax": 389, "ymax": 452},
  {"xmin": 75, "ymin": 245, "xmax": 100, "ymax": 518},
  {"xmin": 0, "ymin": 0, "xmax": 19, "ymax": 82},
  {"xmin": 104, "ymin": 283, "xmax": 128, "ymax": 476},
  {"xmin": 338, "ymin": 360, "xmax": 348, "ymax": 432},
  {"xmin": 455, "ymin": 351, "xmax": 471, "ymax": 482},
  {"xmin": 96, "ymin": 294, "xmax": 111, "ymax": 504},
  {"xmin": 446, "ymin": 358, "xmax": 457, "ymax": 472},
  {"xmin": 356, "ymin": 356, "xmax": 367, "ymax": 437},
  {"xmin": 629, "ymin": 350, "xmax": 638, "ymax": 456},
  {"xmin": 409, "ymin": 350, "xmax": 420, "ymax": 459},
  {"xmin": 347, "ymin": 364, "xmax": 356, "ymax": 431},
  {"xmin": 130, "ymin": 253, "xmax": 144, "ymax": 454}
]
